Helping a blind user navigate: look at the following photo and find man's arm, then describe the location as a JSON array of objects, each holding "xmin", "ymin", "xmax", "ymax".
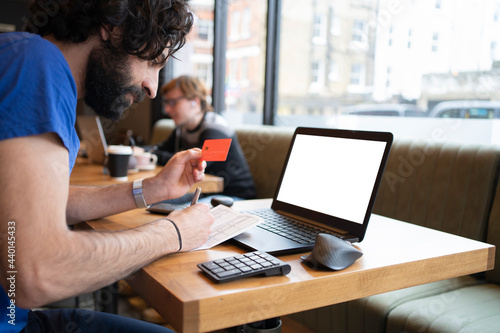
[
  {"xmin": 66, "ymin": 184, "xmax": 138, "ymax": 224},
  {"xmin": 66, "ymin": 145, "xmax": 207, "ymax": 224},
  {"xmin": 0, "ymin": 133, "xmax": 214, "ymax": 309}
]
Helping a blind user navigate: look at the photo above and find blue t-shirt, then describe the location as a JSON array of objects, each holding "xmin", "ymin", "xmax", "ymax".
[{"xmin": 0, "ymin": 32, "xmax": 79, "ymax": 333}]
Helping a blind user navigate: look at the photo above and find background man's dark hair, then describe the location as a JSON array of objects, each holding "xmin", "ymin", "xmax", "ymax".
[{"xmin": 25, "ymin": 0, "xmax": 194, "ymax": 60}]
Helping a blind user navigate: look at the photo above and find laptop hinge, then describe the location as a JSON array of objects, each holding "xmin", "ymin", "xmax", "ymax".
[{"xmin": 275, "ymin": 210, "xmax": 348, "ymax": 236}]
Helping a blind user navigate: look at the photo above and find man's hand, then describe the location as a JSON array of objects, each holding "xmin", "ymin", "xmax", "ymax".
[
  {"xmin": 163, "ymin": 203, "xmax": 214, "ymax": 252},
  {"xmin": 144, "ymin": 148, "xmax": 207, "ymax": 203}
]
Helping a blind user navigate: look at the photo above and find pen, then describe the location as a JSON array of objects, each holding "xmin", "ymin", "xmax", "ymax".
[{"xmin": 191, "ymin": 187, "xmax": 201, "ymax": 206}]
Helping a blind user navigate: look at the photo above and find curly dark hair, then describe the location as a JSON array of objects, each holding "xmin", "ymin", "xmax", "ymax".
[{"xmin": 25, "ymin": 0, "xmax": 193, "ymax": 61}]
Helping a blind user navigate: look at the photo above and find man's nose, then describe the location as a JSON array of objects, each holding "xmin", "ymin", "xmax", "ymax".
[{"xmin": 142, "ymin": 71, "xmax": 159, "ymax": 99}]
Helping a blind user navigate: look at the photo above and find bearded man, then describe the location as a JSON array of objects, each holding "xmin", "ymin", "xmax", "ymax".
[{"xmin": 0, "ymin": 1, "xmax": 214, "ymax": 332}]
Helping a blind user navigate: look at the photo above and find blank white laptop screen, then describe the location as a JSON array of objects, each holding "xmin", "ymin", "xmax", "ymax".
[{"xmin": 276, "ymin": 134, "xmax": 387, "ymax": 224}]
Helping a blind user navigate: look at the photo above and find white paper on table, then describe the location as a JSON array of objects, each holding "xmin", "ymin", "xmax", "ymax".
[{"xmin": 194, "ymin": 204, "xmax": 264, "ymax": 250}]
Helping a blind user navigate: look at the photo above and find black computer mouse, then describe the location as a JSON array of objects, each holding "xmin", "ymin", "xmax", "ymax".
[
  {"xmin": 210, "ymin": 196, "xmax": 234, "ymax": 207},
  {"xmin": 301, "ymin": 233, "xmax": 363, "ymax": 270}
]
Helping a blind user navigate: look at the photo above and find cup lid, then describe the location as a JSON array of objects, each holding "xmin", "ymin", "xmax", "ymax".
[{"xmin": 107, "ymin": 145, "xmax": 133, "ymax": 155}]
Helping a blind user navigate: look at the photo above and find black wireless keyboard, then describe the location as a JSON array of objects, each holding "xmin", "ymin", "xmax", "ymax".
[{"xmin": 197, "ymin": 251, "xmax": 291, "ymax": 283}]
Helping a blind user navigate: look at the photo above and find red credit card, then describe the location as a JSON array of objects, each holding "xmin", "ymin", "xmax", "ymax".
[{"xmin": 201, "ymin": 138, "xmax": 232, "ymax": 161}]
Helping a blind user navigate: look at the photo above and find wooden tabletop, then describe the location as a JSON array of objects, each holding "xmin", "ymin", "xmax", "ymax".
[
  {"xmin": 70, "ymin": 158, "xmax": 224, "ymax": 193},
  {"xmin": 84, "ymin": 199, "xmax": 495, "ymax": 333}
]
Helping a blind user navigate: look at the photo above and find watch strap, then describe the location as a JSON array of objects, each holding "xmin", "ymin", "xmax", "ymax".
[{"xmin": 132, "ymin": 179, "xmax": 149, "ymax": 208}]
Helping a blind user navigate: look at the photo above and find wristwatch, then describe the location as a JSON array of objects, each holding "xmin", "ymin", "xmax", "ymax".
[{"xmin": 132, "ymin": 179, "xmax": 149, "ymax": 208}]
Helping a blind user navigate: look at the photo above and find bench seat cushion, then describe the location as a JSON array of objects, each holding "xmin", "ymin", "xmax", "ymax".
[
  {"xmin": 386, "ymin": 283, "xmax": 500, "ymax": 333},
  {"xmin": 347, "ymin": 276, "xmax": 481, "ymax": 333}
]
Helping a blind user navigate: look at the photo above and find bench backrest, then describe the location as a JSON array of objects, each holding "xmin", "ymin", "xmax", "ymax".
[
  {"xmin": 373, "ymin": 140, "xmax": 500, "ymax": 242},
  {"xmin": 150, "ymin": 119, "xmax": 175, "ymax": 145},
  {"xmin": 235, "ymin": 125, "xmax": 294, "ymax": 199}
]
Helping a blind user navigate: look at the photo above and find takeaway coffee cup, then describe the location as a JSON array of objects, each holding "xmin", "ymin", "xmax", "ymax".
[{"xmin": 107, "ymin": 145, "xmax": 133, "ymax": 181}]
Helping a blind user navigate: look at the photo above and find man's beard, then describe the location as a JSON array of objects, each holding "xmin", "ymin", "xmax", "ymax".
[{"xmin": 84, "ymin": 44, "xmax": 145, "ymax": 122}]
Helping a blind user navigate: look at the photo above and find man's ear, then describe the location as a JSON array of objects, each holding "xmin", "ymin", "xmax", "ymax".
[
  {"xmin": 99, "ymin": 24, "xmax": 113, "ymax": 42},
  {"xmin": 99, "ymin": 25, "xmax": 123, "ymax": 47}
]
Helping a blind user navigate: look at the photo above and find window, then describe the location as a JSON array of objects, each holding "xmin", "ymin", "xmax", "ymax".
[
  {"xmin": 311, "ymin": 60, "xmax": 324, "ymax": 86},
  {"xmin": 328, "ymin": 61, "xmax": 339, "ymax": 82},
  {"xmin": 225, "ymin": 0, "xmax": 267, "ymax": 122},
  {"xmin": 166, "ymin": 0, "xmax": 266, "ymax": 124},
  {"xmin": 467, "ymin": 108, "xmax": 495, "ymax": 119},
  {"xmin": 330, "ymin": 9, "xmax": 341, "ymax": 36},
  {"xmin": 230, "ymin": 10, "xmax": 241, "ymax": 41},
  {"xmin": 228, "ymin": 59, "xmax": 238, "ymax": 84},
  {"xmin": 349, "ymin": 64, "xmax": 365, "ymax": 86},
  {"xmin": 352, "ymin": 20, "xmax": 365, "ymax": 43},
  {"xmin": 437, "ymin": 108, "xmax": 462, "ymax": 118},
  {"xmin": 241, "ymin": 57, "xmax": 249, "ymax": 84},
  {"xmin": 196, "ymin": 62, "xmax": 212, "ymax": 89},
  {"xmin": 197, "ymin": 20, "xmax": 213, "ymax": 42},
  {"xmin": 160, "ymin": 0, "xmax": 214, "ymax": 110},
  {"xmin": 312, "ymin": 13, "xmax": 327, "ymax": 43},
  {"xmin": 432, "ymin": 32, "xmax": 439, "ymax": 52},
  {"xmin": 241, "ymin": 7, "xmax": 252, "ymax": 39},
  {"xmin": 167, "ymin": 0, "xmax": 500, "ymax": 146},
  {"xmin": 274, "ymin": 0, "xmax": 500, "ymax": 145}
]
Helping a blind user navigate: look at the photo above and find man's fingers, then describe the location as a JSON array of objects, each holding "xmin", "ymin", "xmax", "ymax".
[{"xmin": 199, "ymin": 160, "xmax": 207, "ymax": 170}]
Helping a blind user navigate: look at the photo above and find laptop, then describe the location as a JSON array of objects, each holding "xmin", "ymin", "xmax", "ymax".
[
  {"xmin": 76, "ymin": 115, "xmax": 108, "ymax": 164},
  {"xmin": 232, "ymin": 126, "xmax": 393, "ymax": 256}
]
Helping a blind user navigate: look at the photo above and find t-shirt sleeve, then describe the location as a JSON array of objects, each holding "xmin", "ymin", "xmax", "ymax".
[{"xmin": 0, "ymin": 34, "xmax": 79, "ymax": 169}]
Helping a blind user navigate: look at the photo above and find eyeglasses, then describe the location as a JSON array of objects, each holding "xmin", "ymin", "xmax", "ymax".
[{"xmin": 163, "ymin": 96, "xmax": 186, "ymax": 107}]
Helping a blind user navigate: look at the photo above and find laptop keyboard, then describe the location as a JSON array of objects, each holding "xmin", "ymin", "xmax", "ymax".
[{"xmin": 244, "ymin": 209, "xmax": 343, "ymax": 244}]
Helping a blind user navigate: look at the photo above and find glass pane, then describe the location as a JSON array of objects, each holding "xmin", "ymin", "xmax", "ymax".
[
  {"xmin": 277, "ymin": 0, "xmax": 500, "ymax": 145},
  {"xmin": 165, "ymin": 0, "xmax": 267, "ymax": 126},
  {"xmin": 223, "ymin": 0, "xmax": 268, "ymax": 125},
  {"xmin": 164, "ymin": 0, "xmax": 215, "ymax": 93}
]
